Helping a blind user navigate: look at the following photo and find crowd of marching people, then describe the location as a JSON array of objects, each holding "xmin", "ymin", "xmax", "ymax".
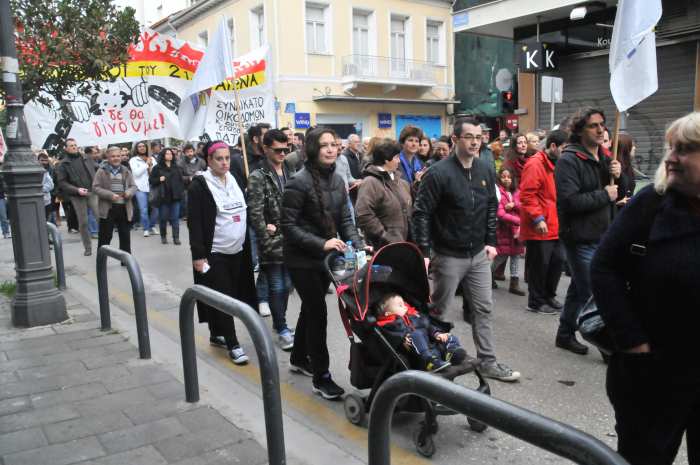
[{"xmin": 2, "ymin": 108, "xmax": 698, "ymax": 465}]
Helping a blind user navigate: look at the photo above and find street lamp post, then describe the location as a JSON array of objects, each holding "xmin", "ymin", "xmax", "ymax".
[{"xmin": 0, "ymin": 0, "xmax": 67, "ymax": 326}]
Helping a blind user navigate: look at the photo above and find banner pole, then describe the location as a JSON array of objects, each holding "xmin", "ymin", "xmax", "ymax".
[
  {"xmin": 233, "ymin": 83, "xmax": 250, "ymax": 178},
  {"xmin": 610, "ymin": 110, "xmax": 621, "ymax": 186},
  {"xmin": 217, "ymin": 14, "xmax": 249, "ymax": 179}
]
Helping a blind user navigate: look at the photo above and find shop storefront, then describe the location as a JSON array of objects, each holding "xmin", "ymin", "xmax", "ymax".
[
  {"xmin": 514, "ymin": 7, "xmax": 697, "ymax": 174},
  {"xmin": 453, "ymin": 0, "xmax": 699, "ymax": 175}
]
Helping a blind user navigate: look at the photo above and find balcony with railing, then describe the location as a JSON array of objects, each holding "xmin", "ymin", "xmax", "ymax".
[{"xmin": 341, "ymin": 55, "xmax": 439, "ymax": 92}]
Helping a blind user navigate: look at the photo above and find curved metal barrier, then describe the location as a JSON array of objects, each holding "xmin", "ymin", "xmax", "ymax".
[
  {"xmin": 368, "ymin": 370, "xmax": 629, "ymax": 465},
  {"xmin": 96, "ymin": 246, "xmax": 150, "ymax": 359},
  {"xmin": 46, "ymin": 222, "xmax": 66, "ymax": 290},
  {"xmin": 179, "ymin": 285, "xmax": 285, "ymax": 465}
]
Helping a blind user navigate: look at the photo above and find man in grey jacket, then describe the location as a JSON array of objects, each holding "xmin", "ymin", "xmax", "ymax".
[{"xmin": 56, "ymin": 138, "xmax": 98, "ymax": 256}]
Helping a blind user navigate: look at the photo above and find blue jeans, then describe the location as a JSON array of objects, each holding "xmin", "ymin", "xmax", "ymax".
[
  {"xmin": 87, "ymin": 207, "xmax": 98, "ymax": 235},
  {"xmin": 135, "ymin": 190, "xmax": 158, "ymax": 231},
  {"xmin": 558, "ymin": 242, "xmax": 598, "ymax": 338},
  {"xmin": 158, "ymin": 201, "xmax": 181, "ymax": 238},
  {"xmin": 262, "ymin": 263, "xmax": 291, "ymax": 333},
  {"xmin": 0, "ymin": 198, "xmax": 9, "ymax": 235}
]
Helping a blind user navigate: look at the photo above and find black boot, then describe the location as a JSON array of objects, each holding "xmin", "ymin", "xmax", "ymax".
[
  {"xmin": 555, "ymin": 335, "xmax": 589, "ymax": 355},
  {"xmin": 172, "ymin": 223, "xmax": 181, "ymax": 245},
  {"xmin": 161, "ymin": 233, "xmax": 167, "ymax": 244}
]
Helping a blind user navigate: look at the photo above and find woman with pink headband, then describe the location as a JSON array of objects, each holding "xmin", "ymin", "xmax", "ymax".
[{"xmin": 187, "ymin": 140, "xmax": 258, "ymax": 365}]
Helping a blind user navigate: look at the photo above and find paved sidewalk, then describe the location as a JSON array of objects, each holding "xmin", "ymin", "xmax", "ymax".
[{"xmin": 0, "ymin": 293, "xmax": 268, "ymax": 465}]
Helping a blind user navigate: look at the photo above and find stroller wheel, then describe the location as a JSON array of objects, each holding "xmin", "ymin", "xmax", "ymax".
[
  {"xmin": 344, "ymin": 394, "xmax": 366, "ymax": 426},
  {"xmin": 413, "ymin": 427, "xmax": 436, "ymax": 458},
  {"xmin": 467, "ymin": 416, "xmax": 488, "ymax": 432}
]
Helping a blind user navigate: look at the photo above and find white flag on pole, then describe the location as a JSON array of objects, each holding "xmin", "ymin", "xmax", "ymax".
[
  {"xmin": 609, "ymin": 0, "xmax": 663, "ymax": 112},
  {"xmin": 178, "ymin": 17, "xmax": 234, "ymax": 140}
]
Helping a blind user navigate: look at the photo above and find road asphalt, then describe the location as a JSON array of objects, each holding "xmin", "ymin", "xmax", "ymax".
[{"xmin": 0, "ymin": 225, "xmax": 685, "ymax": 464}]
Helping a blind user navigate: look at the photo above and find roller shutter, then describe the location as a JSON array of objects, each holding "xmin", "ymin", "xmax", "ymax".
[{"xmin": 538, "ymin": 42, "xmax": 696, "ymax": 175}]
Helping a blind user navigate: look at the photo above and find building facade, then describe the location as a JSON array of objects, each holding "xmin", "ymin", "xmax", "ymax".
[
  {"xmin": 114, "ymin": 0, "xmax": 194, "ymax": 28},
  {"xmin": 453, "ymin": 0, "xmax": 700, "ymax": 175},
  {"xmin": 153, "ymin": 0, "xmax": 456, "ymax": 140}
]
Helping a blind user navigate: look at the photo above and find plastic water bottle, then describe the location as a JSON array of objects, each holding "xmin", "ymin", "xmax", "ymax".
[
  {"xmin": 355, "ymin": 250, "xmax": 367, "ymax": 270},
  {"xmin": 344, "ymin": 241, "xmax": 356, "ymax": 271}
]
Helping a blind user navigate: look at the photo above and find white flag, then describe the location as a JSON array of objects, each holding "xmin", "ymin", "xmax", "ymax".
[
  {"xmin": 609, "ymin": 0, "xmax": 662, "ymax": 112},
  {"xmin": 0, "ymin": 128, "xmax": 6, "ymax": 157},
  {"xmin": 179, "ymin": 18, "xmax": 234, "ymax": 140}
]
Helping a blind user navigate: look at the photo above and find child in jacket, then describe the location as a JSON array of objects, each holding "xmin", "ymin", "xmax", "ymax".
[
  {"xmin": 376, "ymin": 293, "xmax": 467, "ymax": 372},
  {"xmin": 494, "ymin": 168, "xmax": 526, "ymax": 296}
]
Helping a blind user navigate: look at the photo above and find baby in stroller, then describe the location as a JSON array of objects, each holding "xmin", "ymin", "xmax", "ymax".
[{"xmin": 375, "ymin": 293, "xmax": 467, "ymax": 373}]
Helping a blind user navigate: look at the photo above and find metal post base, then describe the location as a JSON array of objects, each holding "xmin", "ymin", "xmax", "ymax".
[{"xmin": 12, "ymin": 289, "xmax": 67, "ymax": 327}]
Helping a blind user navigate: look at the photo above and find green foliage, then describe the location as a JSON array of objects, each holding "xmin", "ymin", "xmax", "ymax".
[
  {"xmin": 0, "ymin": 281, "xmax": 16, "ymax": 298},
  {"xmin": 8, "ymin": 0, "xmax": 140, "ymax": 106}
]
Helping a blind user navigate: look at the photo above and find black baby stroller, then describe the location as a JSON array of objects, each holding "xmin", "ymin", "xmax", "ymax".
[{"xmin": 324, "ymin": 242, "xmax": 491, "ymax": 458}]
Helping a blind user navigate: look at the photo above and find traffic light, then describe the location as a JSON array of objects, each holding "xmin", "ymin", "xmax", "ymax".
[{"xmin": 499, "ymin": 91, "xmax": 515, "ymax": 114}]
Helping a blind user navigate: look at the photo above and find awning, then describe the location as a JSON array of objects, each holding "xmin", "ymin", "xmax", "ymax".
[{"xmin": 312, "ymin": 95, "xmax": 459, "ymax": 105}]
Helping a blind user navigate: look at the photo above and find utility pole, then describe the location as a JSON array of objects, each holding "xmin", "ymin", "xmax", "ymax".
[{"xmin": 0, "ymin": 0, "xmax": 67, "ymax": 326}]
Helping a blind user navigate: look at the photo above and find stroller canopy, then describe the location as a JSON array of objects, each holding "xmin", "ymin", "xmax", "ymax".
[{"xmin": 342, "ymin": 242, "xmax": 431, "ymax": 321}]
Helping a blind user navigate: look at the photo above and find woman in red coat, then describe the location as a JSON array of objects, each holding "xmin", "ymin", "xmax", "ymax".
[{"xmin": 493, "ymin": 168, "xmax": 525, "ymax": 295}]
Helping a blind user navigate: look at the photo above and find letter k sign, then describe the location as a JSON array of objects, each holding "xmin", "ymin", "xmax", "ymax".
[
  {"xmin": 545, "ymin": 49, "xmax": 556, "ymax": 68},
  {"xmin": 526, "ymin": 50, "xmax": 539, "ymax": 69}
]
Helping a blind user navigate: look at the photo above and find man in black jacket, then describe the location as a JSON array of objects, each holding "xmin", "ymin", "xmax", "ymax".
[
  {"xmin": 413, "ymin": 117, "xmax": 520, "ymax": 382},
  {"xmin": 56, "ymin": 138, "xmax": 98, "ymax": 255},
  {"xmin": 554, "ymin": 108, "xmax": 621, "ymax": 355}
]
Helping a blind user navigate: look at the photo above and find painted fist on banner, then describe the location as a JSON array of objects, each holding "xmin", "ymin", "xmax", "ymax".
[
  {"xmin": 66, "ymin": 100, "xmax": 91, "ymax": 123},
  {"xmin": 130, "ymin": 81, "xmax": 149, "ymax": 107}
]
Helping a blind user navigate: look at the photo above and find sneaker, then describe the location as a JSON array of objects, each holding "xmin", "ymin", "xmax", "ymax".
[
  {"xmin": 425, "ymin": 357, "xmax": 451, "ymax": 373},
  {"xmin": 312, "ymin": 374, "xmax": 345, "ymax": 400},
  {"xmin": 209, "ymin": 335, "xmax": 227, "ymax": 348},
  {"xmin": 278, "ymin": 329, "xmax": 294, "ymax": 351},
  {"xmin": 526, "ymin": 304, "xmax": 558, "ymax": 315},
  {"xmin": 555, "ymin": 336, "xmax": 589, "ymax": 355},
  {"xmin": 173, "ymin": 239, "xmax": 181, "ymax": 245},
  {"xmin": 149, "ymin": 227, "xmax": 158, "ymax": 235},
  {"xmin": 259, "ymin": 302, "xmax": 271, "ymax": 317},
  {"xmin": 229, "ymin": 346, "xmax": 249, "ymax": 365},
  {"xmin": 290, "ymin": 358, "xmax": 313, "ymax": 377},
  {"xmin": 547, "ymin": 298, "xmax": 564, "ymax": 310},
  {"xmin": 480, "ymin": 361, "xmax": 521, "ymax": 382},
  {"xmin": 161, "ymin": 236, "xmax": 167, "ymax": 244},
  {"xmin": 2, "ymin": 233, "xmax": 9, "ymax": 239},
  {"xmin": 143, "ymin": 230, "xmax": 150, "ymax": 237},
  {"xmin": 84, "ymin": 249, "xmax": 92, "ymax": 257}
]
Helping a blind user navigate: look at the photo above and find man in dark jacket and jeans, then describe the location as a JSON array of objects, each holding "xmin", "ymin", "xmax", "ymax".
[
  {"xmin": 56, "ymin": 138, "xmax": 98, "ymax": 255},
  {"xmin": 413, "ymin": 117, "xmax": 520, "ymax": 382},
  {"xmin": 554, "ymin": 108, "xmax": 621, "ymax": 355}
]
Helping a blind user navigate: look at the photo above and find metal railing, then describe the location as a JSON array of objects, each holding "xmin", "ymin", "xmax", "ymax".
[
  {"xmin": 341, "ymin": 54, "xmax": 437, "ymax": 83},
  {"xmin": 179, "ymin": 285, "xmax": 286, "ymax": 465},
  {"xmin": 368, "ymin": 371, "xmax": 629, "ymax": 465},
  {"xmin": 46, "ymin": 222, "xmax": 66, "ymax": 290},
  {"xmin": 96, "ymin": 246, "xmax": 150, "ymax": 359}
]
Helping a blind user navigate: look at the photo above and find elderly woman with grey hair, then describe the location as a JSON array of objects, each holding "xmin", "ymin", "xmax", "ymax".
[{"xmin": 591, "ymin": 112, "xmax": 700, "ymax": 465}]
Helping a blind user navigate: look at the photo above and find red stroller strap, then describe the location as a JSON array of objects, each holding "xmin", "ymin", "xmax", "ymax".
[{"xmin": 336, "ymin": 284, "xmax": 355, "ymax": 340}]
